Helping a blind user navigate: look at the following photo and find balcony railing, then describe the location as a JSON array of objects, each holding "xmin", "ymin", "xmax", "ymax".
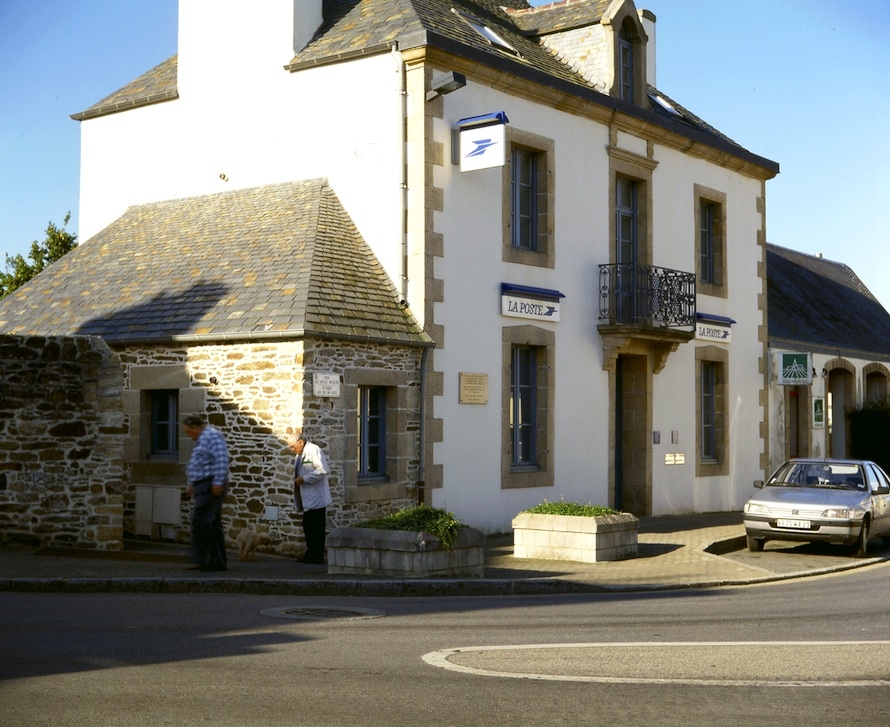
[{"xmin": 599, "ymin": 263, "xmax": 696, "ymax": 328}]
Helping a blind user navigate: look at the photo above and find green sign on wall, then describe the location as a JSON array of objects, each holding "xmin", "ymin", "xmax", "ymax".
[{"xmin": 778, "ymin": 352, "xmax": 812, "ymax": 385}]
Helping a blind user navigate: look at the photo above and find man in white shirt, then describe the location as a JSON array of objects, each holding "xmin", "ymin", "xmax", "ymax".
[{"xmin": 289, "ymin": 432, "xmax": 333, "ymax": 564}]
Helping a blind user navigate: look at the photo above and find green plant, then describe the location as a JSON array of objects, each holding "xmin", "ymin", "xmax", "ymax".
[
  {"xmin": 849, "ymin": 398, "xmax": 890, "ymax": 472},
  {"xmin": 358, "ymin": 505, "xmax": 464, "ymax": 549},
  {"xmin": 524, "ymin": 500, "xmax": 620, "ymax": 517}
]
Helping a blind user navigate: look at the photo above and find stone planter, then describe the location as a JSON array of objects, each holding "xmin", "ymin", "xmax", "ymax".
[
  {"xmin": 512, "ymin": 511, "xmax": 639, "ymax": 563},
  {"xmin": 326, "ymin": 526, "xmax": 486, "ymax": 577}
]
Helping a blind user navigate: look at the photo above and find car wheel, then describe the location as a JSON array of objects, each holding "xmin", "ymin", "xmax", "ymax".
[
  {"xmin": 747, "ymin": 535, "xmax": 764, "ymax": 552},
  {"xmin": 855, "ymin": 518, "xmax": 870, "ymax": 557}
]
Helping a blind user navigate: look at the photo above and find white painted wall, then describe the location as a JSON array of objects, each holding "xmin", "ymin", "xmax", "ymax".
[
  {"xmin": 422, "ymin": 77, "xmax": 769, "ymax": 531},
  {"xmin": 79, "ymin": 3, "xmax": 404, "ymax": 289}
]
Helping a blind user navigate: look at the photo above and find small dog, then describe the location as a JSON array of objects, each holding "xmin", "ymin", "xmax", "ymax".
[{"xmin": 236, "ymin": 529, "xmax": 270, "ymax": 561}]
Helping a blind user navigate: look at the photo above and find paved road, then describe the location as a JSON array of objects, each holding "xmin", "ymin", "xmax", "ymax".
[{"xmin": 2, "ymin": 562, "xmax": 890, "ymax": 727}]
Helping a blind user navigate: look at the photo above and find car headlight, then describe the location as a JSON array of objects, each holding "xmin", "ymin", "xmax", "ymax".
[
  {"xmin": 821, "ymin": 508, "xmax": 852, "ymax": 518},
  {"xmin": 745, "ymin": 502, "xmax": 769, "ymax": 514}
]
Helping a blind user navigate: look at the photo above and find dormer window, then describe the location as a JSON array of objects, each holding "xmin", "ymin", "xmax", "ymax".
[{"xmin": 609, "ymin": 14, "xmax": 646, "ymax": 106}]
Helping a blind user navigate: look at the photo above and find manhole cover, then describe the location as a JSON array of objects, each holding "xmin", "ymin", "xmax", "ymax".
[{"xmin": 260, "ymin": 606, "xmax": 386, "ymax": 622}]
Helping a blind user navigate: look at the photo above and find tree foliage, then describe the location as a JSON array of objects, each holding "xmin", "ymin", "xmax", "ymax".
[{"xmin": 0, "ymin": 213, "xmax": 78, "ymax": 299}]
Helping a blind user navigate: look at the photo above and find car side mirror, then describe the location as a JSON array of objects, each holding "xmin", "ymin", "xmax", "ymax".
[
  {"xmin": 754, "ymin": 480, "xmax": 765, "ymax": 489},
  {"xmin": 876, "ymin": 485, "xmax": 890, "ymax": 495}
]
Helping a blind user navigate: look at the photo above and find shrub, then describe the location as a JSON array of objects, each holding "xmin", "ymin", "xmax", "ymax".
[
  {"xmin": 849, "ymin": 398, "xmax": 890, "ymax": 472},
  {"xmin": 358, "ymin": 505, "xmax": 464, "ymax": 549},
  {"xmin": 524, "ymin": 501, "xmax": 620, "ymax": 517}
]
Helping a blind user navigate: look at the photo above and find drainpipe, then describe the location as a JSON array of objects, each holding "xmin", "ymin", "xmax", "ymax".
[
  {"xmin": 391, "ymin": 43, "xmax": 410, "ymax": 306},
  {"xmin": 392, "ymin": 42, "xmax": 426, "ymax": 505},
  {"xmin": 417, "ymin": 345, "xmax": 429, "ymax": 505}
]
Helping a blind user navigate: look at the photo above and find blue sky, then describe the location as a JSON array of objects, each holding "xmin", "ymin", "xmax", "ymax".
[{"xmin": 2, "ymin": 1, "xmax": 889, "ymax": 305}]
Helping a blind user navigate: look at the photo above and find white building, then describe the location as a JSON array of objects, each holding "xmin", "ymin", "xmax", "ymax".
[
  {"xmin": 0, "ymin": 0, "xmax": 779, "ymax": 544},
  {"xmin": 766, "ymin": 244, "xmax": 890, "ymax": 474}
]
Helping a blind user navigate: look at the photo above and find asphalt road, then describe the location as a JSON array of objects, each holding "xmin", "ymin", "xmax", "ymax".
[{"xmin": 2, "ymin": 562, "xmax": 890, "ymax": 727}]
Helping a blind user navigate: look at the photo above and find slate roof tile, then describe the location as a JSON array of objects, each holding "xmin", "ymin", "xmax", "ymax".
[
  {"xmin": 767, "ymin": 243, "xmax": 890, "ymax": 358},
  {"xmin": 0, "ymin": 180, "xmax": 430, "ymax": 347}
]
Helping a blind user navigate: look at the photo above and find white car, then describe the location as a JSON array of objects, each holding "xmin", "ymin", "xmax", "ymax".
[{"xmin": 743, "ymin": 459, "xmax": 890, "ymax": 556}]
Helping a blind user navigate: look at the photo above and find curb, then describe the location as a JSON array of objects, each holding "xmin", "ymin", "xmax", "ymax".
[{"xmin": 2, "ymin": 537, "xmax": 886, "ymax": 597}]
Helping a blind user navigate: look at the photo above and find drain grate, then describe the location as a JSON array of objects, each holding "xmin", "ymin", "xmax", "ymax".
[{"xmin": 260, "ymin": 606, "xmax": 386, "ymax": 622}]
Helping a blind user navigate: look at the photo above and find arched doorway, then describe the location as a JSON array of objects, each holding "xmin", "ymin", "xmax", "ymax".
[{"xmin": 826, "ymin": 365, "xmax": 855, "ymax": 458}]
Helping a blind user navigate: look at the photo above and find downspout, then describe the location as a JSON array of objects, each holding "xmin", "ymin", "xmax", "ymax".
[
  {"xmin": 418, "ymin": 345, "xmax": 428, "ymax": 505},
  {"xmin": 392, "ymin": 43, "xmax": 409, "ymax": 307},
  {"xmin": 391, "ymin": 42, "xmax": 426, "ymax": 505}
]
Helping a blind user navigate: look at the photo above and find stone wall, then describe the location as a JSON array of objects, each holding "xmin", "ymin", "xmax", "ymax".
[
  {"xmin": 0, "ymin": 333, "xmax": 422, "ymax": 556},
  {"xmin": 117, "ymin": 337, "xmax": 423, "ymax": 556},
  {"xmin": 0, "ymin": 335, "xmax": 125, "ymax": 549}
]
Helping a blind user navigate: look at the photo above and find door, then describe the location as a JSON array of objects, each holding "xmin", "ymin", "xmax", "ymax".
[{"xmin": 615, "ymin": 354, "xmax": 649, "ymax": 516}]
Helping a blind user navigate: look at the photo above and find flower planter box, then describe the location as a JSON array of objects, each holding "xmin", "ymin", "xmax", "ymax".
[
  {"xmin": 512, "ymin": 511, "xmax": 639, "ymax": 563},
  {"xmin": 326, "ymin": 526, "xmax": 486, "ymax": 577}
]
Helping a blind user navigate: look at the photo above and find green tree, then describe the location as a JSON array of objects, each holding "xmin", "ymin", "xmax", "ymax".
[{"xmin": 0, "ymin": 213, "xmax": 78, "ymax": 299}]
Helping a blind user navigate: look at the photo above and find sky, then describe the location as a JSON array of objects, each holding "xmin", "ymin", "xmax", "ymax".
[{"xmin": 1, "ymin": 0, "xmax": 889, "ymax": 305}]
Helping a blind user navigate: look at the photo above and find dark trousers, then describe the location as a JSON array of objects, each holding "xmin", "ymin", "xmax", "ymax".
[
  {"xmin": 302, "ymin": 507, "xmax": 327, "ymax": 563},
  {"xmin": 191, "ymin": 480, "xmax": 227, "ymax": 569}
]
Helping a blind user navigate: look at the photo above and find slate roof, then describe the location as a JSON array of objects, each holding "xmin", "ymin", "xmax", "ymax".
[
  {"xmin": 0, "ymin": 180, "xmax": 430, "ymax": 346},
  {"xmin": 71, "ymin": 0, "xmax": 776, "ymax": 173},
  {"xmin": 71, "ymin": 56, "xmax": 178, "ymax": 121},
  {"xmin": 767, "ymin": 244, "xmax": 890, "ymax": 359}
]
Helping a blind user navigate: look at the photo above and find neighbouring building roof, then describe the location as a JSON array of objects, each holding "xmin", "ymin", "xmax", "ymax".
[
  {"xmin": 0, "ymin": 180, "xmax": 430, "ymax": 346},
  {"xmin": 70, "ymin": 0, "xmax": 777, "ymax": 174},
  {"xmin": 71, "ymin": 55, "xmax": 178, "ymax": 121},
  {"xmin": 767, "ymin": 243, "xmax": 890, "ymax": 359}
]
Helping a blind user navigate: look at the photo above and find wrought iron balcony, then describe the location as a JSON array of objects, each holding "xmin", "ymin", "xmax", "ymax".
[{"xmin": 598, "ymin": 263, "xmax": 696, "ymax": 328}]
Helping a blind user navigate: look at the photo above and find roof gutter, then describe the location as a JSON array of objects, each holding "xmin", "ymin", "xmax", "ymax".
[
  {"xmin": 101, "ymin": 328, "xmax": 435, "ymax": 348},
  {"xmin": 399, "ymin": 30, "xmax": 779, "ymax": 178}
]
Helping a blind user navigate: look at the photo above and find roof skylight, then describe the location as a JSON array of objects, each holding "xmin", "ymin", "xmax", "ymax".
[
  {"xmin": 650, "ymin": 93, "xmax": 682, "ymax": 118},
  {"xmin": 452, "ymin": 8, "xmax": 520, "ymax": 56}
]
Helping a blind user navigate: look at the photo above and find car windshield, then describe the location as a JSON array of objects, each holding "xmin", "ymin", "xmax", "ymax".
[{"xmin": 767, "ymin": 462, "xmax": 865, "ymax": 490}]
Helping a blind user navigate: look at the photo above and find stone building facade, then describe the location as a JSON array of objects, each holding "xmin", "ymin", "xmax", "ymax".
[
  {"xmin": 0, "ymin": 335, "xmax": 125, "ymax": 549},
  {"xmin": 116, "ymin": 339, "xmax": 422, "ymax": 555}
]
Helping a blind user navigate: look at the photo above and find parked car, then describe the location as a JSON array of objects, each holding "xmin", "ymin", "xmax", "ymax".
[{"xmin": 743, "ymin": 458, "xmax": 890, "ymax": 556}]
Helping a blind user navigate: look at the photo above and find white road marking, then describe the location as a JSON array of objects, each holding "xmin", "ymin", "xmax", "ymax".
[{"xmin": 422, "ymin": 641, "xmax": 890, "ymax": 687}]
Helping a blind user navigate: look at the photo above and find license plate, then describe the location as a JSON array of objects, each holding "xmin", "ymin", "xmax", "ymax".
[{"xmin": 777, "ymin": 518, "xmax": 810, "ymax": 529}]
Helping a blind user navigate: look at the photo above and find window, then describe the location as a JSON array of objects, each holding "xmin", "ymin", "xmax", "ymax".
[
  {"xmin": 700, "ymin": 201, "xmax": 715, "ymax": 284},
  {"xmin": 502, "ymin": 128, "xmax": 554, "ymax": 268},
  {"xmin": 615, "ymin": 177, "xmax": 638, "ymax": 322},
  {"xmin": 511, "ymin": 148, "xmax": 538, "ymax": 251},
  {"xmin": 700, "ymin": 362, "xmax": 717, "ymax": 461},
  {"xmin": 502, "ymin": 326, "xmax": 554, "ymax": 489},
  {"xmin": 695, "ymin": 346, "xmax": 728, "ymax": 475},
  {"xmin": 343, "ymin": 368, "xmax": 414, "ymax": 502},
  {"xmin": 510, "ymin": 346, "xmax": 537, "ymax": 466},
  {"xmin": 616, "ymin": 178, "xmax": 637, "ymax": 265},
  {"xmin": 357, "ymin": 386, "xmax": 386, "ymax": 479},
  {"xmin": 150, "ymin": 390, "xmax": 178, "ymax": 457},
  {"xmin": 618, "ymin": 25, "xmax": 634, "ymax": 103},
  {"xmin": 694, "ymin": 185, "xmax": 726, "ymax": 296}
]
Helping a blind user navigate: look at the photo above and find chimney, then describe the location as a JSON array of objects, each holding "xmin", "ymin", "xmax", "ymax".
[
  {"xmin": 293, "ymin": 0, "xmax": 323, "ymax": 53},
  {"xmin": 639, "ymin": 9, "xmax": 656, "ymax": 88}
]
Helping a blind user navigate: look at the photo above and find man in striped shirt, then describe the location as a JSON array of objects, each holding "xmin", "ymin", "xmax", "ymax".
[{"xmin": 184, "ymin": 415, "xmax": 230, "ymax": 571}]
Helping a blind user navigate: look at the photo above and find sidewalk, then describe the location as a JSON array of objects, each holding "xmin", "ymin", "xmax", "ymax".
[{"xmin": 1, "ymin": 512, "xmax": 884, "ymax": 596}]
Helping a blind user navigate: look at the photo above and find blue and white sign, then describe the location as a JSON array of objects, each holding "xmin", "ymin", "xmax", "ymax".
[
  {"xmin": 695, "ymin": 312, "xmax": 735, "ymax": 343},
  {"xmin": 502, "ymin": 295, "xmax": 560, "ymax": 321},
  {"xmin": 500, "ymin": 283, "xmax": 565, "ymax": 322},
  {"xmin": 456, "ymin": 112, "xmax": 509, "ymax": 172}
]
